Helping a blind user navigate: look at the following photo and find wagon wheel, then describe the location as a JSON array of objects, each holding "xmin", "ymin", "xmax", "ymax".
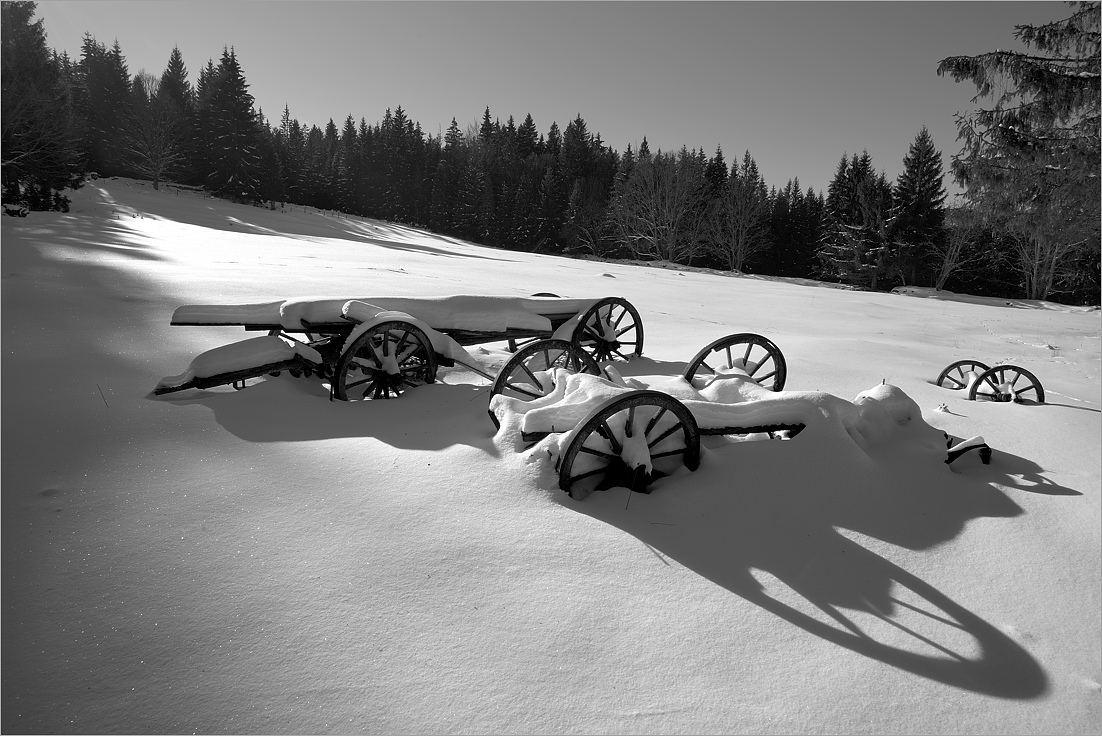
[
  {"xmin": 968, "ymin": 364, "xmax": 1045, "ymax": 404},
  {"xmin": 681, "ymin": 333, "xmax": 787, "ymax": 391},
  {"xmin": 571, "ymin": 297, "xmax": 644, "ymax": 362},
  {"xmin": 558, "ymin": 390, "xmax": 700, "ymax": 501},
  {"xmin": 936, "ymin": 359, "xmax": 990, "ymax": 391},
  {"xmin": 333, "ymin": 320, "xmax": 437, "ymax": 401},
  {"xmin": 487, "ymin": 339, "xmax": 602, "ymax": 428}
]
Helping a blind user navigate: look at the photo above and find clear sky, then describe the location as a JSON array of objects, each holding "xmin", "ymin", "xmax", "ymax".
[{"xmin": 34, "ymin": 1, "xmax": 1070, "ymax": 195}]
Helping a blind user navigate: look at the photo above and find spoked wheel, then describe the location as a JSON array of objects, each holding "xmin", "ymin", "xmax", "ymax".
[
  {"xmin": 681, "ymin": 333, "xmax": 787, "ymax": 391},
  {"xmin": 968, "ymin": 364, "xmax": 1045, "ymax": 404},
  {"xmin": 488, "ymin": 339, "xmax": 601, "ymax": 428},
  {"xmin": 558, "ymin": 390, "xmax": 700, "ymax": 501},
  {"xmin": 333, "ymin": 321, "xmax": 437, "ymax": 401},
  {"xmin": 571, "ymin": 297, "xmax": 643, "ymax": 362},
  {"xmin": 936, "ymin": 359, "xmax": 990, "ymax": 391}
]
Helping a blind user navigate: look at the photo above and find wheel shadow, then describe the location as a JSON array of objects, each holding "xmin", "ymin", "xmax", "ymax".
[
  {"xmin": 564, "ymin": 429, "xmax": 1051, "ymax": 699},
  {"xmin": 954, "ymin": 447, "xmax": 1084, "ymax": 496}
]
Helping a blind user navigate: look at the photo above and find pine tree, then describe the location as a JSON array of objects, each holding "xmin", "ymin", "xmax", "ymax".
[
  {"xmin": 191, "ymin": 59, "xmax": 218, "ymax": 185},
  {"xmin": 937, "ymin": 1, "xmax": 1100, "ymax": 301},
  {"xmin": 76, "ymin": 35, "xmax": 133, "ymax": 176},
  {"xmin": 2, "ymin": 1, "xmax": 82, "ymax": 208},
  {"xmin": 205, "ymin": 47, "xmax": 261, "ymax": 201},
  {"xmin": 891, "ymin": 126, "xmax": 947, "ymax": 286},
  {"xmin": 158, "ymin": 46, "xmax": 193, "ymax": 113},
  {"xmin": 819, "ymin": 151, "xmax": 894, "ymax": 289},
  {"xmin": 545, "ymin": 122, "xmax": 562, "ymax": 158},
  {"xmin": 703, "ymin": 145, "xmax": 728, "ymax": 195},
  {"xmin": 516, "ymin": 113, "xmax": 538, "ymax": 159},
  {"xmin": 479, "ymin": 106, "xmax": 495, "ymax": 143}
]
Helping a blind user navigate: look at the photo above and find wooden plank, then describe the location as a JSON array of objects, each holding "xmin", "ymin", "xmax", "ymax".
[
  {"xmin": 152, "ymin": 356, "xmax": 317, "ymax": 395},
  {"xmin": 698, "ymin": 423, "xmax": 805, "ymax": 438}
]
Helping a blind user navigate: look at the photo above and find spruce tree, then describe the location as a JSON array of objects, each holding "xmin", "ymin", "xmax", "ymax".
[
  {"xmin": 937, "ymin": 1, "xmax": 1099, "ymax": 300},
  {"xmin": 819, "ymin": 151, "xmax": 894, "ymax": 289},
  {"xmin": 1, "ymin": 1, "xmax": 82, "ymax": 207},
  {"xmin": 205, "ymin": 47, "xmax": 261, "ymax": 201},
  {"xmin": 76, "ymin": 35, "xmax": 133, "ymax": 176},
  {"xmin": 891, "ymin": 126, "xmax": 947, "ymax": 286},
  {"xmin": 516, "ymin": 113, "xmax": 538, "ymax": 159}
]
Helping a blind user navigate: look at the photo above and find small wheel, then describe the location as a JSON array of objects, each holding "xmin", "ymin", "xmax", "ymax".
[
  {"xmin": 681, "ymin": 333, "xmax": 787, "ymax": 391},
  {"xmin": 571, "ymin": 297, "xmax": 643, "ymax": 362},
  {"xmin": 488, "ymin": 339, "xmax": 601, "ymax": 427},
  {"xmin": 936, "ymin": 359, "xmax": 990, "ymax": 390},
  {"xmin": 333, "ymin": 321, "xmax": 437, "ymax": 401},
  {"xmin": 558, "ymin": 390, "xmax": 700, "ymax": 500},
  {"xmin": 968, "ymin": 365, "xmax": 1045, "ymax": 404}
]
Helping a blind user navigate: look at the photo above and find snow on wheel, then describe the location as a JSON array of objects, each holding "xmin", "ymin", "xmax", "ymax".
[
  {"xmin": 488, "ymin": 339, "xmax": 601, "ymax": 428},
  {"xmin": 936, "ymin": 359, "xmax": 990, "ymax": 391},
  {"xmin": 571, "ymin": 297, "xmax": 643, "ymax": 362},
  {"xmin": 967, "ymin": 364, "xmax": 1045, "ymax": 404},
  {"xmin": 681, "ymin": 333, "xmax": 787, "ymax": 391},
  {"xmin": 558, "ymin": 390, "xmax": 700, "ymax": 501},
  {"xmin": 333, "ymin": 321, "xmax": 437, "ymax": 401}
]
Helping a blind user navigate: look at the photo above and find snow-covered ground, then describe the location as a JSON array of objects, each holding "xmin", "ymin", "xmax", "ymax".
[{"xmin": 2, "ymin": 179, "xmax": 1099, "ymax": 734}]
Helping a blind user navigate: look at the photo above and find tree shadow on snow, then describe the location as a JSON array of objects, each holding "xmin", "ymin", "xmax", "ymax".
[
  {"xmin": 566, "ymin": 431, "xmax": 1053, "ymax": 699},
  {"xmin": 92, "ymin": 179, "xmax": 517, "ymax": 262}
]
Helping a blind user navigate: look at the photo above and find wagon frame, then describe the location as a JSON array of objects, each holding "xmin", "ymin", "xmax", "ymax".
[{"xmin": 153, "ymin": 294, "xmax": 644, "ymax": 400}]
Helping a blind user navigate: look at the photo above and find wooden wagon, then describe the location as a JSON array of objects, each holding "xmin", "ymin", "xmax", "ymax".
[
  {"xmin": 153, "ymin": 294, "xmax": 643, "ymax": 400},
  {"xmin": 485, "ymin": 333, "xmax": 992, "ymax": 500}
]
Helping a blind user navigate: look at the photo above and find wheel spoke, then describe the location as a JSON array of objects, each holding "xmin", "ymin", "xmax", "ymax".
[
  {"xmin": 346, "ymin": 375, "xmax": 372, "ymax": 391},
  {"xmin": 650, "ymin": 447, "xmax": 688, "ymax": 460},
  {"xmin": 505, "ymin": 382, "xmax": 544, "ymax": 400},
  {"xmin": 648, "ymin": 421, "xmax": 683, "ymax": 449},
  {"xmin": 644, "ymin": 406, "xmax": 668, "ymax": 436},
  {"xmin": 725, "ymin": 345, "xmax": 734, "ymax": 368},
  {"xmin": 600, "ymin": 421, "xmax": 623, "ymax": 454},
  {"xmin": 580, "ymin": 445, "xmax": 618, "ymax": 461},
  {"xmin": 582, "ymin": 325, "xmax": 604, "ymax": 342},
  {"xmin": 519, "ymin": 363, "xmax": 544, "ymax": 391},
  {"xmin": 568, "ymin": 465, "xmax": 611, "ymax": 484},
  {"xmin": 612, "ymin": 306, "xmax": 626, "ymax": 328}
]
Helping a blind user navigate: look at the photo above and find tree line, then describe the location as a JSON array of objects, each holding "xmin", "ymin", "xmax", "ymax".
[{"xmin": 2, "ymin": 1, "xmax": 1097, "ymax": 303}]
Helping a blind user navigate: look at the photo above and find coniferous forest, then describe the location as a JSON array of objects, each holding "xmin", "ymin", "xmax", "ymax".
[{"xmin": 3, "ymin": 2, "xmax": 1098, "ymax": 304}]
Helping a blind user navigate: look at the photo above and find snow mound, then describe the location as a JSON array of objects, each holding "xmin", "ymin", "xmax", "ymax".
[{"xmin": 491, "ymin": 371, "xmax": 949, "ymax": 471}]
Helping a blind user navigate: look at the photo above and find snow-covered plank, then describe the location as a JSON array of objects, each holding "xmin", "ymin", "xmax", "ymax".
[
  {"xmin": 154, "ymin": 335, "xmax": 323, "ymax": 394},
  {"xmin": 172, "ymin": 295, "xmax": 601, "ymax": 332}
]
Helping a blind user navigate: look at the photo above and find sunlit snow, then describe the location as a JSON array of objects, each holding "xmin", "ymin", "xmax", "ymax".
[{"xmin": 2, "ymin": 179, "xmax": 1099, "ymax": 735}]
